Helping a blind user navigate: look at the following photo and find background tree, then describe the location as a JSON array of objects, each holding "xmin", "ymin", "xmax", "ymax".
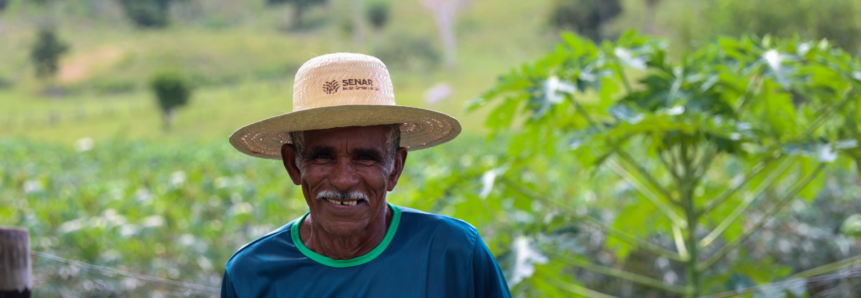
[
  {"xmin": 468, "ymin": 32, "xmax": 861, "ymax": 297},
  {"xmin": 365, "ymin": 1, "xmax": 388, "ymax": 46},
  {"xmin": 422, "ymin": 0, "xmax": 466, "ymax": 68},
  {"xmin": 373, "ymin": 33, "xmax": 441, "ymax": 71},
  {"xmin": 116, "ymin": 0, "xmax": 174, "ymax": 28},
  {"xmin": 548, "ymin": 0, "xmax": 622, "ymax": 41},
  {"xmin": 0, "ymin": 0, "xmax": 8, "ymax": 12},
  {"xmin": 150, "ymin": 70, "xmax": 192, "ymax": 130},
  {"xmin": 366, "ymin": 2, "xmax": 389, "ymax": 32},
  {"xmin": 30, "ymin": 27, "xmax": 69, "ymax": 80},
  {"xmin": 667, "ymin": 0, "xmax": 861, "ymax": 53},
  {"xmin": 351, "ymin": 0, "xmax": 366, "ymax": 46},
  {"xmin": 644, "ymin": 0, "xmax": 659, "ymax": 9},
  {"xmin": 266, "ymin": 0, "xmax": 328, "ymax": 29}
]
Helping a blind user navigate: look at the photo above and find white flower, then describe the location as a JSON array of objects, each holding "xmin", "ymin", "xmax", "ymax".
[
  {"xmin": 667, "ymin": 106, "xmax": 685, "ymax": 115},
  {"xmin": 764, "ymin": 50, "xmax": 783, "ymax": 70},
  {"xmin": 510, "ymin": 236, "xmax": 548, "ymax": 285},
  {"xmin": 229, "ymin": 202, "xmax": 254, "ymax": 216},
  {"xmin": 23, "ymin": 180, "xmax": 42, "ymax": 193},
  {"xmin": 75, "ymin": 137, "xmax": 94, "ymax": 152},
  {"xmin": 141, "ymin": 215, "xmax": 165, "ymax": 228},
  {"xmin": 58, "ymin": 218, "xmax": 86, "ymax": 234},
  {"xmin": 170, "ymin": 171, "xmax": 186, "ymax": 187},
  {"xmin": 197, "ymin": 256, "xmax": 213, "ymax": 271}
]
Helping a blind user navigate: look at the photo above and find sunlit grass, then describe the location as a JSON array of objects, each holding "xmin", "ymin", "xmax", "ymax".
[{"xmin": 0, "ymin": 0, "xmax": 557, "ymax": 144}]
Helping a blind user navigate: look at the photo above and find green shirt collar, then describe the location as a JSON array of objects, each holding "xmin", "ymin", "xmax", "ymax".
[{"xmin": 291, "ymin": 203, "xmax": 402, "ymax": 268}]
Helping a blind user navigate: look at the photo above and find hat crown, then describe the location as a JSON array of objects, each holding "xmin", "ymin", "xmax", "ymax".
[
  {"xmin": 293, "ymin": 53, "xmax": 396, "ymax": 111},
  {"xmin": 229, "ymin": 52, "xmax": 462, "ymax": 160}
]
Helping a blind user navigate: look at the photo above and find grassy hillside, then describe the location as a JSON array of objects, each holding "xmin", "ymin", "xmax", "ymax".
[{"xmin": 0, "ymin": 0, "xmax": 557, "ymax": 144}]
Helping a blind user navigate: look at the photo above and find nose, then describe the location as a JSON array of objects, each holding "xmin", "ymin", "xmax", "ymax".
[{"xmin": 330, "ymin": 157, "xmax": 360, "ymax": 191}]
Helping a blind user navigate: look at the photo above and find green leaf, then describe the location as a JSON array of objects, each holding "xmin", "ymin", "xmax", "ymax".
[
  {"xmin": 598, "ymin": 77, "xmax": 619, "ymax": 103},
  {"xmin": 608, "ymin": 104, "xmax": 643, "ymax": 124},
  {"xmin": 528, "ymin": 77, "xmax": 576, "ymax": 120},
  {"xmin": 784, "ymin": 139, "xmax": 857, "ymax": 162},
  {"xmin": 841, "ymin": 214, "xmax": 861, "ymax": 237},
  {"xmin": 484, "ymin": 95, "xmax": 524, "ymax": 131}
]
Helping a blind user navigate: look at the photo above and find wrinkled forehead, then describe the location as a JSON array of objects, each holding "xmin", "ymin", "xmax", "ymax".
[{"xmin": 303, "ymin": 125, "xmax": 390, "ymax": 150}]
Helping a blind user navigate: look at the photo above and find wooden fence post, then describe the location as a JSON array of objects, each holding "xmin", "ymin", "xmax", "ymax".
[{"xmin": 0, "ymin": 227, "xmax": 31, "ymax": 298}]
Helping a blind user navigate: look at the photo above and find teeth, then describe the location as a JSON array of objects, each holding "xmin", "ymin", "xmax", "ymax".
[{"xmin": 325, "ymin": 198, "xmax": 358, "ymax": 206}]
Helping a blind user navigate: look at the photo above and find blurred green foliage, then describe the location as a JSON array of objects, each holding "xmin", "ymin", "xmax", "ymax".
[
  {"xmin": 3, "ymin": 0, "xmax": 861, "ymax": 297},
  {"xmin": 662, "ymin": 0, "xmax": 861, "ymax": 53},
  {"xmin": 0, "ymin": 0, "xmax": 551, "ymax": 143},
  {"xmin": 2, "ymin": 136, "xmax": 859, "ymax": 297},
  {"xmin": 1, "ymin": 139, "xmax": 300, "ymax": 296},
  {"xmin": 0, "ymin": 135, "xmax": 513, "ymax": 297},
  {"xmin": 150, "ymin": 70, "xmax": 192, "ymax": 130},
  {"xmin": 548, "ymin": 0, "xmax": 622, "ymax": 41},
  {"xmin": 116, "ymin": 0, "xmax": 175, "ymax": 28},
  {"xmin": 470, "ymin": 31, "xmax": 861, "ymax": 296},
  {"xmin": 266, "ymin": 0, "xmax": 327, "ymax": 28},
  {"xmin": 366, "ymin": 1, "xmax": 390, "ymax": 31},
  {"xmin": 373, "ymin": 33, "xmax": 441, "ymax": 71},
  {"xmin": 29, "ymin": 27, "xmax": 69, "ymax": 79}
]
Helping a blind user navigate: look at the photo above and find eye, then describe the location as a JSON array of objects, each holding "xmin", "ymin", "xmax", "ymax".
[
  {"xmin": 310, "ymin": 153, "xmax": 334, "ymax": 162},
  {"xmin": 356, "ymin": 155, "xmax": 377, "ymax": 162}
]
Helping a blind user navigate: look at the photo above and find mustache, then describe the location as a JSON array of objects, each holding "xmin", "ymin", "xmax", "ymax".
[{"xmin": 315, "ymin": 190, "xmax": 370, "ymax": 202}]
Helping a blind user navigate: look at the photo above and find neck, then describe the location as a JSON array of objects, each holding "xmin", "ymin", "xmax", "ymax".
[{"xmin": 300, "ymin": 204, "xmax": 393, "ymax": 260}]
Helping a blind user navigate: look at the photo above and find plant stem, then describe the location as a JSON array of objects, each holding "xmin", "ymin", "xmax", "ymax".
[
  {"xmin": 704, "ymin": 254, "xmax": 861, "ymax": 298},
  {"xmin": 790, "ymin": 254, "xmax": 861, "ymax": 280},
  {"xmin": 680, "ymin": 141, "xmax": 703, "ymax": 297},
  {"xmin": 498, "ymin": 176, "xmax": 686, "ymax": 262},
  {"xmin": 733, "ymin": 75, "xmax": 762, "ymax": 114},
  {"xmin": 616, "ymin": 150, "xmax": 681, "ymax": 207},
  {"xmin": 541, "ymin": 271, "xmax": 621, "ymax": 298},
  {"xmin": 698, "ymin": 156, "xmax": 796, "ymax": 248},
  {"xmin": 568, "ymin": 94, "xmax": 598, "ymax": 127},
  {"xmin": 612, "ymin": 55, "xmax": 635, "ymax": 94},
  {"xmin": 657, "ymin": 147, "xmax": 683, "ymax": 185},
  {"xmin": 793, "ymin": 89, "xmax": 855, "ymax": 140},
  {"xmin": 697, "ymin": 163, "xmax": 826, "ymax": 272},
  {"xmin": 691, "ymin": 143, "xmax": 718, "ymax": 186},
  {"xmin": 551, "ymin": 252, "xmax": 691, "ymax": 295},
  {"xmin": 698, "ymin": 156, "xmax": 777, "ymax": 216},
  {"xmin": 606, "ymin": 159, "xmax": 687, "ymax": 226},
  {"xmin": 672, "ymin": 224, "xmax": 689, "ymax": 261}
]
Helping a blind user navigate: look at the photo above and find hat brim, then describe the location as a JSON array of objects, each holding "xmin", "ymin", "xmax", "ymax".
[{"xmin": 229, "ymin": 105, "xmax": 462, "ymax": 160}]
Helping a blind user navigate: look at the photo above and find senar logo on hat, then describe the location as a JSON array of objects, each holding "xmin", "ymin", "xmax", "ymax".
[
  {"xmin": 229, "ymin": 52, "xmax": 462, "ymax": 160},
  {"xmin": 322, "ymin": 80, "xmax": 340, "ymax": 94}
]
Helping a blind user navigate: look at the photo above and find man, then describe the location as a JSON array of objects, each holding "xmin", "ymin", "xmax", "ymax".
[{"xmin": 221, "ymin": 53, "xmax": 511, "ymax": 297}]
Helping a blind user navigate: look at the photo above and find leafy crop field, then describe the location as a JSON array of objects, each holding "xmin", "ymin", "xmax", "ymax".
[
  {"xmin": 4, "ymin": 0, "xmax": 861, "ymax": 296},
  {"xmin": 0, "ymin": 135, "xmax": 522, "ymax": 296},
  {"xmin": 5, "ymin": 132, "xmax": 860, "ymax": 297}
]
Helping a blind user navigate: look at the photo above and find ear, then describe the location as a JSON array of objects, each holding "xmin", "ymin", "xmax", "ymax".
[
  {"xmin": 386, "ymin": 147, "xmax": 408, "ymax": 192},
  {"xmin": 281, "ymin": 143, "xmax": 302, "ymax": 185}
]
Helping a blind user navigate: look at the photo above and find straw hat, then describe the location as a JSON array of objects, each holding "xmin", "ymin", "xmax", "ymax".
[{"xmin": 229, "ymin": 53, "xmax": 462, "ymax": 160}]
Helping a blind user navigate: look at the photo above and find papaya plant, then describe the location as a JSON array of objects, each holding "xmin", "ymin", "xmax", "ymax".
[{"xmin": 469, "ymin": 31, "xmax": 861, "ymax": 297}]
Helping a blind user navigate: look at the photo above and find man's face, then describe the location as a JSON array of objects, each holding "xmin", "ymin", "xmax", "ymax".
[{"xmin": 282, "ymin": 125, "xmax": 406, "ymax": 237}]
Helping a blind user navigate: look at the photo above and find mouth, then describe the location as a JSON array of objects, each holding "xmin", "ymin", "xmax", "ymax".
[
  {"xmin": 324, "ymin": 198, "xmax": 370, "ymax": 206},
  {"xmin": 316, "ymin": 190, "xmax": 371, "ymax": 208}
]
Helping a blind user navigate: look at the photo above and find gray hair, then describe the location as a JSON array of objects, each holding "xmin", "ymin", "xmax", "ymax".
[{"xmin": 289, "ymin": 124, "xmax": 402, "ymax": 167}]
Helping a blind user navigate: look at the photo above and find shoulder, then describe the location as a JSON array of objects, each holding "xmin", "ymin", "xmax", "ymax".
[
  {"xmin": 225, "ymin": 220, "xmax": 297, "ymax": 273},
  {"xmin": 397, "ymin": 206, "xmax": 480, "ymax": 249}
]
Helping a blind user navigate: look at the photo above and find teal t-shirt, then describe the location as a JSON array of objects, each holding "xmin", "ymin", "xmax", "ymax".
[{"xmin": 220, "ymin": 204, "xmax": 511, "ymax": 298}]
